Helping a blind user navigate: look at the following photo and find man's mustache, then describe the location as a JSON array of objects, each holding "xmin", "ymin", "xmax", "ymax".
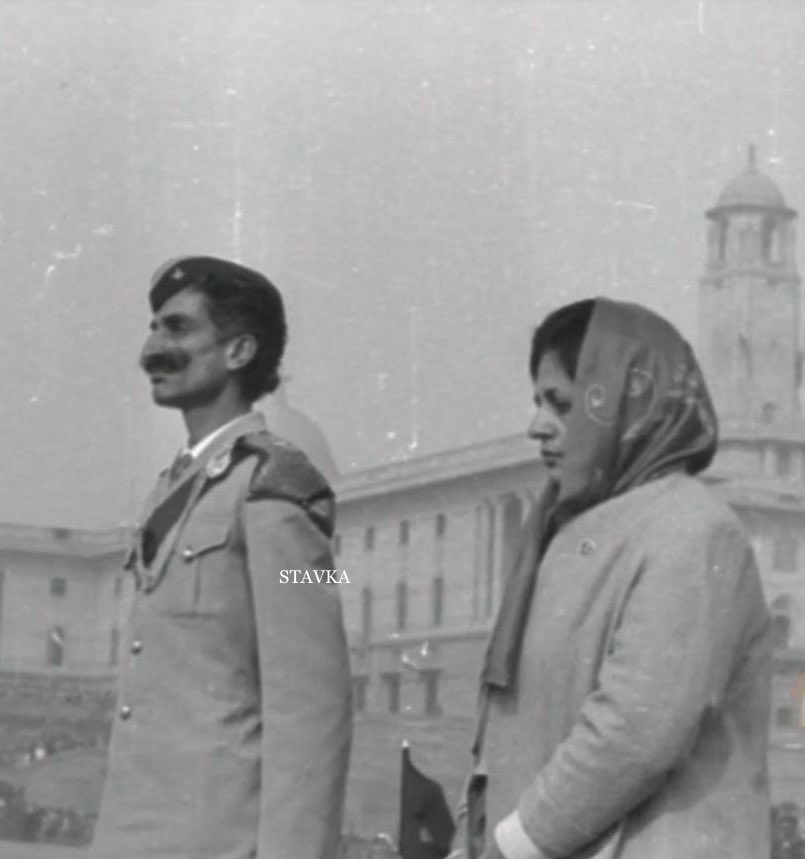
[{"xmin": 140, "ymin": 351, "xmax": 190, "ymax": 375}]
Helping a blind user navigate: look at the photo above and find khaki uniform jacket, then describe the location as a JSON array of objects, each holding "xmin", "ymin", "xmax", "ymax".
[
  {"xmin": 483, "ymin": 473, "xmax": 772, "ymax": 859},
  {"xmin": 91, "ymin": 411, "xmax": 352, "ymax": 859}
]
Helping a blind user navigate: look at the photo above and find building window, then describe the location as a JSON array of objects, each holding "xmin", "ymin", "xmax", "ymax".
[
  {"xmin": 776, "ymin": 707, "xmax": 794, "ymax": 729},
  {"xmin": 46, "ymin": 626, "xmax": 65, "ymax": 667},
  {"xmin": 109, "ymin": 628, "xmax": 120, "ymax": 666},
  {"xmin": 361, "ymin": 587, "xmax": 373, "ymax": 642},
  {"xmin": 777, "ymin": 446, "xmax": 792, "ymax": 477},
  {"xmin": 772, "ymin": 614, "xmax": 791, "ymax": 650},
  {"xmin": 352, "ymin": 676, "xmax": 368, "ymax": 713},
  {"xmin": 502, "ymin": 496, "xmax": 524, "ymax": 583},
  {"xmin": 383, "ymin": 672, "xmax": 401, "ymax": 714},
  {"xmin": 365, "ymin": 527, "xmax": 375, "ymax": 552},
  {"xmin": 762, "ymin": 217, "xmax": 780, "ymax": 263},
  {"xmin": 773, "ymin": 534, "xmax": 797, "ymax": 572},
  {"xmin": 333, "ymin": 534, "xmax": 342, "ymax": 556},
  {"xmin": 435, "ymin": 513, "xmax": 447, "ymax": 539},
  {"xmin": 432, "ymin": 576, "xmax": 445, "ymax": 627},
  {"xmin": 50, "ymin": 577, "xmax": 67, "ymax": 597},
  {"xmin": 421, "ymin": 669, "xmax": 441, "ymax": 716},
  {"xmin": 399, "ymin": 520, "xmax": 410, "ymax": 546},
  {"xmin": 396, "ymin": 580, "xmax": 408, "ymax": 631},
  {"xmin": 717, "ymin": 222, "xmax": 727, "ymax": 262},
  {"xmin": 772, "ymin": 594, "xmax": 792, "ymax": 613},
  {"xmin": 738, "ymin": 223, "xmax": 760, "ymax": 263}
]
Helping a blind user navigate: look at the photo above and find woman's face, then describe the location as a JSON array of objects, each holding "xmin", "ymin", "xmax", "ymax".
[{"xmin": 528, "ymin": 349, "xmax": 575, "ymax": 482}]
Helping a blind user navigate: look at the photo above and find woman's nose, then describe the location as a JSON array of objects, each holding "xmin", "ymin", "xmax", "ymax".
[{"xmin": 528, "ymin": 406, "xmax": 555, "ymax": 441}]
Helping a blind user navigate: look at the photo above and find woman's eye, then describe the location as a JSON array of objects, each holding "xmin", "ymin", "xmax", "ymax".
[{"xmin": 544, "ymin": 392, "xmax": 568, "ymax": 412}]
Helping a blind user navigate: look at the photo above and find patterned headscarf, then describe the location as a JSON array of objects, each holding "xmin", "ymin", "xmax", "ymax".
[{"xmin": 481, "ymin": 297, "xmax": 719, "ymax": 692}]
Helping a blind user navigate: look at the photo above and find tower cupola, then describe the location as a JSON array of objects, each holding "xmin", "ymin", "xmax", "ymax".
[{"xmin": 699, "ymin": 146, "xmax": 800, "ymax": 425}]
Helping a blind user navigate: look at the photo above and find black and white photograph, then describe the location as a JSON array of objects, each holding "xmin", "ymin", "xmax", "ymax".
[{"xmin": 0, "ymin": 1, "xmax": 803, "ymax": 857}]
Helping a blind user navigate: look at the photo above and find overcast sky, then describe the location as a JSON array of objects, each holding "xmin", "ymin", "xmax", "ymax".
[{"xmin": 0, "ymin": 0, "xmax": 803, "ymax": 528}]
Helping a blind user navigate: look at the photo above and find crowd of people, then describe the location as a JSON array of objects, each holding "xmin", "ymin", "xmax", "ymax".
[
  {"xmin": 0, "ymin": 679, "xmax": 114, "ymax": 769},
  {"xmin": 773, "ymin": 804, "xmax": 805, "ymax": 859},
  {"xmin": 0, "ymin": 725, "xmax": 110, "ymax": 769},
  {"xmin": 0, "ymin": 780, "xmax": 95, "ymax": 846}
]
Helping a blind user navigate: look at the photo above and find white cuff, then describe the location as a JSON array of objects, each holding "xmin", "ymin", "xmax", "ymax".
[{"xmin": 495, "ymin": 811, "xmax": 549, "ymax": 859}]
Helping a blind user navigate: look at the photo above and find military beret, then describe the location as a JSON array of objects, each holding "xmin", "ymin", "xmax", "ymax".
[{"xmin": 149, "ymin": 255, "xmax": 282, "ymax": 313}]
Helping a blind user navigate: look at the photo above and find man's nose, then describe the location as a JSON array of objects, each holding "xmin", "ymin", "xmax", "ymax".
[
  {"xmin": 139, "ymin": 330, "xmax": 168, "ymax": 365},
  {"xmin": 527, "ymin": 406, "xmax": 555, "ymax": 441}
]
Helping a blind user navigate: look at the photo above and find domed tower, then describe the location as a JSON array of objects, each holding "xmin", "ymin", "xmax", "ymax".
[{"xmin": 699, "ymin": 145, "xmax": 801, "ymax": 429}]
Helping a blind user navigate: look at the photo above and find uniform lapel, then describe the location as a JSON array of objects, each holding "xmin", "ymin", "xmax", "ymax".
[
  {"xmin": 139, "ymin": 411, "xmax": 267, "ymax": 589},
  {"xmin": 123, "ymin": 469, "xmax": 171, "ymax": 589}
]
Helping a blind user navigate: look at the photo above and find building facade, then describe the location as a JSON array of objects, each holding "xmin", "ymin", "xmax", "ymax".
[{"xmin": 0, "ymin": 524, "xmax": 130, "ymax": 676}]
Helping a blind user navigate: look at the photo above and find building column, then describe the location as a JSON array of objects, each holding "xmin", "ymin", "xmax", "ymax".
[
  {"xmin": 471, "ymin": 505, "xmax": 484, "ymax": 621},
  {"xmin": 474, "ymin": 499, "xmax": 499, "ymax": 619}
]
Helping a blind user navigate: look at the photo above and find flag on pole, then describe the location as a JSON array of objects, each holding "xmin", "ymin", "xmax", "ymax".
[{"xmin": 398, "ymin": 742, "xmax": 456, "ymax": 859}]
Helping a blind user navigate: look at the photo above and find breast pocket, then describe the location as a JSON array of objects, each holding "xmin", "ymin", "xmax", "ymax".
[{"xmin": 160, "ymin": 515, "xmax": 235, "ymax": 618}]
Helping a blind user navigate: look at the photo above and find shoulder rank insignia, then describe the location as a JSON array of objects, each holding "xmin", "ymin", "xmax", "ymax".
[{"xmin": 236, "ymin": 431, "xmax": 336, "ymax": 538}]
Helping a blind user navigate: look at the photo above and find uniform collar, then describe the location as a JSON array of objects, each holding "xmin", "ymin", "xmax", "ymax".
[{"xmin": 183, "ymin": 411, "xmax": 262, "ymax": 460}]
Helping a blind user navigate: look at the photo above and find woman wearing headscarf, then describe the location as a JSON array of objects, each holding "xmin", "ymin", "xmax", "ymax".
[{"xmin": 461, "ymin": 298, "xmax": 772, "ymax": 859}]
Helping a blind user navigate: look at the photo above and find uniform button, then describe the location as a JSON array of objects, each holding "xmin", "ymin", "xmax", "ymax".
[
  {"xmin": 119, "ymin": 705, "xmax": 132, "ymax": 720},
  {"xmin": 130, "ymin": 640, "xmax": 143, "ymax": 655},
  {"xmin": 181, "ymin": 546, "xmax": 195, "ymax": 562}
]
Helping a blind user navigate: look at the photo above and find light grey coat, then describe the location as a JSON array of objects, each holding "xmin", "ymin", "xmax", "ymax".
[{"xmin": 483, "ymin": 473, "xmax": 772, "ymax": 859}]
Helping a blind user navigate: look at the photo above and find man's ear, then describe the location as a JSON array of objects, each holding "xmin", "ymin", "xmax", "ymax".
[{"xmin": 226, "ymin": 333, "xmax": 258, "ymax": 371}]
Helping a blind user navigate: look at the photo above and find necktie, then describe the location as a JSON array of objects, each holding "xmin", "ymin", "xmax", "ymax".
[{"xmin": 168, "ymin": 452, "xmax": 194, "ymax": 485}]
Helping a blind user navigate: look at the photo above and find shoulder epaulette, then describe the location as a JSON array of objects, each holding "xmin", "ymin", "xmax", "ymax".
[{"xmin": 236, "ymin": 430, "xmax": 335, "ymax": 538}]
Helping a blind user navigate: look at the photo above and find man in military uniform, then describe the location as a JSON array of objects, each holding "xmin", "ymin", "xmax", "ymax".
[{"xmin": 92, "ymin": 257, "xmax": 352, "ymax": 859}]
